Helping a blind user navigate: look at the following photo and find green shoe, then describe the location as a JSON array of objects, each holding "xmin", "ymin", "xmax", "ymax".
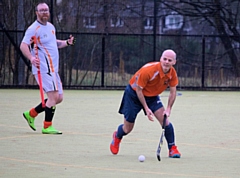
[
  {"xmin": 23, "ymin": 111, "xmax": 36, "ymax": 131},
  {"xmin": 42, "ymin": 126, "xmax": 62, "ymax": 134}
]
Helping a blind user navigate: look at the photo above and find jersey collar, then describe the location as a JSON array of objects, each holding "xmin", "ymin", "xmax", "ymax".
[{"xmin": 159, "ymin": 62, "xmax": 173, "ymax": 78}]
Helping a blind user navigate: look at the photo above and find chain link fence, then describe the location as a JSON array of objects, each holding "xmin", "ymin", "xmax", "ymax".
[{"xmin": 0, "ymin": 30, "xmax": 239, "ymax": 90}]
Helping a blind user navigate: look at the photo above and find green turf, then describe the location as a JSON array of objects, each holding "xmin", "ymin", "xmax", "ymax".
[{"xmin": 0, "ymin": 89, "xmax": 239, "ymax": 178}]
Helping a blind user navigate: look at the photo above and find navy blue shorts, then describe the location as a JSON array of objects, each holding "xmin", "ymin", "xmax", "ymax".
[{"xmin": 118, "ymin": 84, "xmax": 163, "ymax": 123}]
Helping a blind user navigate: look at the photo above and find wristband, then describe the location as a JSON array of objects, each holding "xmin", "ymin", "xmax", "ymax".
[
  {"xmin": 66, "ymin": 40, "xmax": 70, "ymax": 46},
  {"xmin": 66, "ymin": 38, "xmax": 76, "ymax": 46}
]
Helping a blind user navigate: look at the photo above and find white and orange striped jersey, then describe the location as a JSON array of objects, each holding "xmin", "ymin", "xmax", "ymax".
[{"xmin": 22, "ymin": 20, "xmax": 58, "ymax": 75}]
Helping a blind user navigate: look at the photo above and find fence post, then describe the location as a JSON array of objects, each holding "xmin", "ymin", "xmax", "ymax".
[
  {"xmin": 101, "ymin": 35, "xmax": 105, "ymax": 87},
  {"xmin": 153, "ymin": 0, "xmax": 157, "ymax": 61},
  {"xmin": 50, "ymin": 0, "xmax": 53, "ymax": 23},
  {"xmin": 201, "ymin": 35, "xmax": 205, "ymax": 88}
]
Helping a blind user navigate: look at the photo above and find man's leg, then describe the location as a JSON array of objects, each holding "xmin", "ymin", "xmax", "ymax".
[
  {"xmin": 110, "ymin": 119, "xmax": 134, "ymax": 155},
  {"xmin": 154, "ymin": 108, "xmax": 181, "ymax": 158},
  {"xmin": 42, "ymin": 91, "xmax": 62, "ymax": 134}
]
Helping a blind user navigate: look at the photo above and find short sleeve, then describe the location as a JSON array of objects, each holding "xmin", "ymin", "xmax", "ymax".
[
  {"xmin": 136, "ymin": 72, "xmax": 150, "ymax": 89},
  {"xmin": 22, "ymin": 26, "xmax": 35, "ymax": 45}
]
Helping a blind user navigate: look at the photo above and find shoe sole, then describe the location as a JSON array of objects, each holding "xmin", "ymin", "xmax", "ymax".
[
  {"xmin": 42, "ymin": 131, "xmax": 62, "ymax": 134},
  {"xmin": 23, "ymin": 113, "xmax": 36, "ymax": 131},
  {"xmin": 169, "ymin": 154, "xmax": 181, "ymax": 158}
]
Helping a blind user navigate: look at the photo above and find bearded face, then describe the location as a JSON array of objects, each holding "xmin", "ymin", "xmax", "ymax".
[{"xmin": 35, "ymin": 3, "xmax": 50, "ymax": 24}]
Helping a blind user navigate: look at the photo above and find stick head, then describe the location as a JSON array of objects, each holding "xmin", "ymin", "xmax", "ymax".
[{"xmin": 156, "ymin": 142, "xmax": 162, "ymax": 161}]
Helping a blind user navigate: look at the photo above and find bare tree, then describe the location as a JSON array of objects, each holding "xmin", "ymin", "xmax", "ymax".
[
  {"xmin": 17, "ymin": 0, "xmax": 25, "ymax": 85},
  {"xmin": 159, "ymin": 0, "xmax": 240, "ymax": 76}
]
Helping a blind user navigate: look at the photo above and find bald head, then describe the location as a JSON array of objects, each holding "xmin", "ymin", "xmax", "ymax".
[
  {"xmin": 160, "ymin": 49, "xmax": 177, "ymax": 72},
  {"xmin": 161, "ymin": 49, "xmax": 176, "ymax": 61}
]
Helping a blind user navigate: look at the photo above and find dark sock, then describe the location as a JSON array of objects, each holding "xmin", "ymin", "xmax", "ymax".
[
  {"xmin": 35, "ymin": 99, "xmax": 48, "ymax": 113},
  {"xmin": 164, "ymin": 122, "xmax": 175, "ymax": 150},
  {"xmin": 116, "ymin": 124, "xmax": 127, "ymax": 139},
  {"xmin": 44, "ymin": 106, "xmax": 56, "ymax": 122}
]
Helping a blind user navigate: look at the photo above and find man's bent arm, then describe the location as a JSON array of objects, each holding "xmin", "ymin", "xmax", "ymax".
[
  {"xmin": 166, "ymin": 86, "xmax": 177, "ymax": 112},
  {"xmin": 135, "ymin": 85, "xmax": 148, "ymax": 111},
  {"xmin": 20, "ymin": 42, "xmax": 33, "ymax": 61}
]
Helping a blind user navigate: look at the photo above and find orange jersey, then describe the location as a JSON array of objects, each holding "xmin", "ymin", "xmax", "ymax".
[{"xmin": 129, "ymin": 62, "xmax": 178, "ymax": 96}]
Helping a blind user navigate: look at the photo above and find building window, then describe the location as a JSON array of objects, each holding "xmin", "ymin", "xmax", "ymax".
[
  {"xmin": 165, "ymin": 13, "xmax": 183, "ymax": 29},
  {"xmin": 144, "ymin": 18, "xmax": 153, "ymax": 29},
  {"xmin": 83, "ymin": 17, "xmax": 96, "ymax": 28},
  {"xmin": 111, "ymin": 17, "xmax": 124, "ymax": 27}
]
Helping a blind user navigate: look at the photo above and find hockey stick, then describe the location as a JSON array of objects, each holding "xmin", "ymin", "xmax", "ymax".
[
  {"xmin": 32, "ymin": 36, "xmax": 45, "ymax": 108},
  {"xmin": 156, "ymin": 114, "xmax": 167, "ymax": 161}
]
